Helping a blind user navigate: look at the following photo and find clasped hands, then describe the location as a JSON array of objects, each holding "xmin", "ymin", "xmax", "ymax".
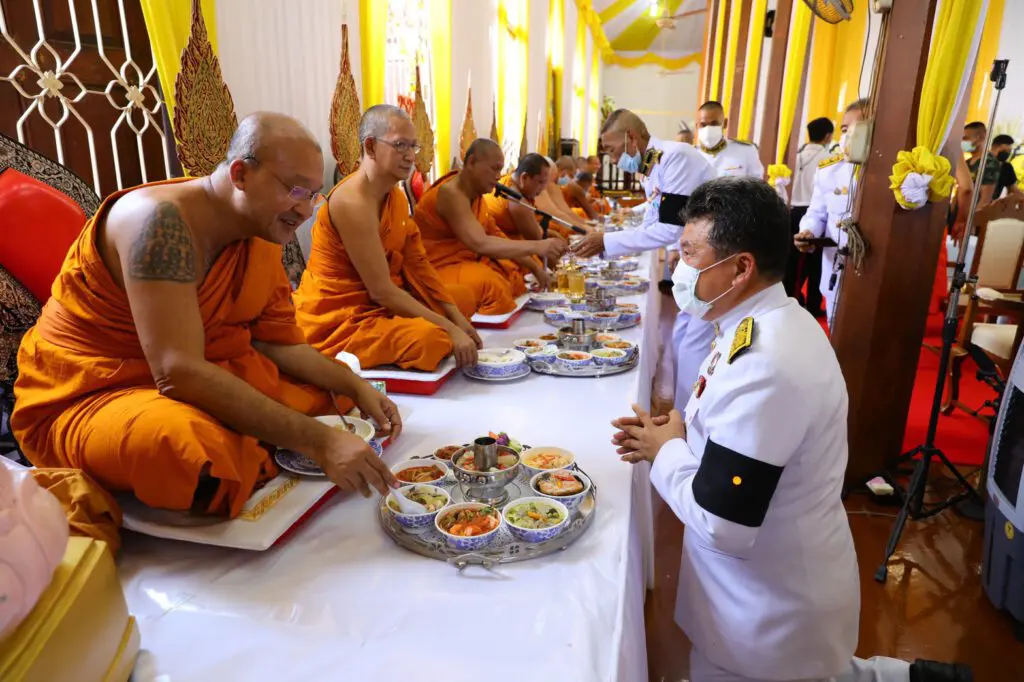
[{"xmin": 611, "ymin": 404, "xmax": 685, "ymax": 464}]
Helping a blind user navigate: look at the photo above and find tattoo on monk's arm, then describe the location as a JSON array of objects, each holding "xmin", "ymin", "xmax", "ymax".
[{"xmin": 127, "ymin": 202, "xmax": 196, "ymax": 282}]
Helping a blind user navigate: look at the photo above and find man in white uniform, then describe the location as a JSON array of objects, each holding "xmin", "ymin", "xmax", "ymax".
[
  {"xmin": 695, "ymin": 101, "xmax": 764, "ymax": 179},
  {"xmin": 572, "ymin": 108, "xmax": 716, "ymax": 408},
  {"xmin": 611, "ymin": 176, "xmax": 972, "ymax": 682},
  {"xmin": 795, "ymin": 99, "xmax": 867, "ymax": 327}
]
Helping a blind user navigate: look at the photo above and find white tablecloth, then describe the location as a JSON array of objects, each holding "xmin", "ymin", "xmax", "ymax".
[{"xmin": 119, "ymin": 259, "xmax": 658, "ymax": 682}]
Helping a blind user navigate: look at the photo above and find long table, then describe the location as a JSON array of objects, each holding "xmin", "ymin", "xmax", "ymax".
[{"xmin": 119, "ymin": 255, "xmax": 659, "ymax": 682}]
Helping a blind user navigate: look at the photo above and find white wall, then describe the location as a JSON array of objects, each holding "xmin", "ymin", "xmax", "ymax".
[
  {"xmin": 526, "ymin": 0, "xmax": 550, "ymax": 150},
  {"xmin": 215, "ymin": 0, "xmax": 361, "ymax": 186},
  {"xmin": 601, "ymin": 62, "xmax": 702, "ymax": 142},
  {"xmin": 991, "ymin": 1, "xmax": 1024, "ymax": 138},
  {"xmin": 451, "ymin": 0, "xmax": 496, "ymax": 142}
]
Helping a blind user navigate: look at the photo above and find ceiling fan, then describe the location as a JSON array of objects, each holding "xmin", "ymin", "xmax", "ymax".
[{"xmin": 647, "ymin": 2, "xmax": 703, "ymax": 30}]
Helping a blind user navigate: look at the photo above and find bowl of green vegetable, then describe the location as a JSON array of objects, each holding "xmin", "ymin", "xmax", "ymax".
[{"xmin": 502, "ymin": 496, "xmax": 569, "ymax": 543}]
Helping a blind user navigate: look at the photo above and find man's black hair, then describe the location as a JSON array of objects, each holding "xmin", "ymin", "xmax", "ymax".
[
  {"xmin": 806, "ymin": 117, "xmax": 834, "ymax": 144},
  {"xmin": 684, "ymin": 177, "xmax": 790, "ymax": 281}
]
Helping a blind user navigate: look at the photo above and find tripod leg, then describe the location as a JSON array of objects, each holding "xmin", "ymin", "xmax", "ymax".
[
  {"xmin": 942, "ymin": 353, "xmax": 963, "ymax": 415},
  {"xmin": 875, "ymin": 456, "xmax": 929, "ymax": 583},
  {"xmin": 932, "ymin": 448, "xmax": 984, "ymax": 504}
]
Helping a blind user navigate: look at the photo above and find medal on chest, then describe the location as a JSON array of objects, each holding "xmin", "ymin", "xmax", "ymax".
[
  {"xmin": 692, "ymin": 375, "xmax": 707, "ymax": 399},
  {"xmin": 707, "ymin": 351, "xmax": 721, "ymax": 376}
]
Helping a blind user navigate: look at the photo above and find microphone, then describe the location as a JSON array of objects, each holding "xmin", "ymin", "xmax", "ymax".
[{"xmin": 494, "ymin": 182, "xmax": 524, "ymax": 201}]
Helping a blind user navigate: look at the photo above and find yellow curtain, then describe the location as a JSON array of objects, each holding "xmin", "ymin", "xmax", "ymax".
[
  {"xmin": 140, "ymin": 0, "xmax": 218, "ymax": 126},
  {"xmin": 890, "ymin": 0, "xmax": 986, "ymax": 208},
  {"xmin": 430, "ymin": 0, "xmax": 452, "ymax": 174},
  {"xmin": 736, "ymin": 0, "xmax": 767, "ymax": 140},
  {"xmin": 720, "ymin": 0, "xmax": 743, "ymax": 113},
  {"xmin": 707, "ymin": 0, "xmax": 728, "ymax": 101},
  {"xmin": 966, "ymin": 0, "xmax": 1005, "ymax": 124},
  {"xmin": 573, "ymin": 18, "xmax": 587, "ymax": 145},
  {"xmin": 806, "ymin": 3, "xmax": 867, "ymax": 124},
  {"xmin": 545, "ymin": 0, "xmax": 565, "ymax": 153},
  {"xmin": 497, "ymin": 0, "xmax": 529, "ymax": 150},
  {"xmin": 359, "ymin": 0, "xmax": 388, "ymax": 111},
  {"xmin": 775, "ymin": 3, "xmax": 812, "ymax": 165},
  {"xmin": 588, "ymin": 47, "xmax": 600, "ymax": 155}
]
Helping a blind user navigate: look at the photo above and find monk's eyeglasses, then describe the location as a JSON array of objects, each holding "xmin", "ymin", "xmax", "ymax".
[
  {"xmin": 374, "ymin": 137, "xmax": 422, "ymax": 155},
  {"xmin": 242, "ymin": 155, "xmax": 320, "ymax": 204}
]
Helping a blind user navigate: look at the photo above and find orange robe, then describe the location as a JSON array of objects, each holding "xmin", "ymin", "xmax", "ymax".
[
  {"xmin": 588, "ymin": 185, "xmax": 611, "ymax": 215},
  {"xmin": 413, "ymin": 171, "xmax": 526, "ymax": 315},
  {"xmin": 12, "ymin": 180, "xmax": 335, "ymax": 518},
  {"xmin": 484, "ymin": 173, "xmax": 574, "ymax": 241},
  {"xmin": 562, "ymin": 184, "xmax": 590, "ymax": 220},
  {"xmin": 293, "ymin": 177, "xmax": 469, "ymax": 371}
]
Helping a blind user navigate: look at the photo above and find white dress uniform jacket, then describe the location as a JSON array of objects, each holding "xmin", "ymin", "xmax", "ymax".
[
  {"xmin": 798, "ymin": 156, "xmax": 857, "ymax": 326},
  {"xmin": 791, "ymin": 143, "xmax": 831, "ymax": 207},
  {"xmin": 650, "ymin": 283, "xmax": 860, "ymax": 681},
  {"xmin": 697, "ymin": 139, "xmax": 765, "ymax": 179},
  {"xmin": 603, "ymin": 138, "xmax": 716, "ymax": 259}
]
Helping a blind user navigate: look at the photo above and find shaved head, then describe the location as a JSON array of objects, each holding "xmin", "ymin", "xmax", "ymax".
[
  {"xmin": 359, "ymin": 104, "xmax": 411, "ymax": 149},
  {"xmin": 555, "ymin": 155, "xmax": 576, "ymax": 173},
  {"xmin": 464, "ymin": 138, "xmax": 503, "ymax": 165},
  {"xmin": 599, "ymin": 108, "xmax": 648, "ymax": 138},
  {"xmin": 225, "ymin": 111, "xmax": 320, "ymax": 165}
]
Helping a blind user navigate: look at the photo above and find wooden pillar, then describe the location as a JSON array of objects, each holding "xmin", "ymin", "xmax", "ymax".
[
  {"xmin": 700, "ymin": 0, "xmax": 720, "ymax": 104},
  {"xmin": 726, "ymin": 0, "xmax": 753, "ymax": 138},
  {"xmin": 756, "ymin": 0, "xmax": 793, "ymax": 169},
  {"xmin": 831, "ymin": 0, "xmax": 942, "ymax": 482}
]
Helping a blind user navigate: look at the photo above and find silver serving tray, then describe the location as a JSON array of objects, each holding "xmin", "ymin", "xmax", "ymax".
[
  {"xmin": 528, "ymin": 353, "xmax": 638, "ymax": 378},
  {"xmin": 378, "ymin": 461, "xmax": 598, "ymax": 569},
  {"xmin": 543, "ymin": 317, "xmax": 640, "ymax": 331}
]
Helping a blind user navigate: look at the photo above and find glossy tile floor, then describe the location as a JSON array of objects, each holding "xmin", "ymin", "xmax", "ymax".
[{"xmin": 644, "ymin": 477, "xmax": 1024, "ymax": 682}]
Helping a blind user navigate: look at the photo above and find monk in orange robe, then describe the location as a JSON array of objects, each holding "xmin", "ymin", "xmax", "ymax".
[
  {"xmin": 294, "ymin": 105, "xmax": 482, "ymax": 371},
  {"xmin": 12, "ymin": 112, "xmax": 400, "ymax": 517},
  {"xmin": 413, "ymin": 139, "xmax": 567, "ymax": 314},
  {"xmin": 536, "ymin": 157, "xmax": 592, "ymax": 235},
  {"xmin": 482, "ymin": 152, "xmax": 574, "ymax": 241}
]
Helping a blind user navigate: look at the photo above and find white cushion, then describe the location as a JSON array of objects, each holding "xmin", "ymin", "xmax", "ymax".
[{"xmin": 970, "ymin": 322, "xmax": 1018, "ymax": 360}]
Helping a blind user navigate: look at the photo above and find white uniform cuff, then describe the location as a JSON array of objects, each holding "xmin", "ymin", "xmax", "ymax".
[{"xmin": 649, "ymin": 437, "xmax": 697, "ymax": 499}]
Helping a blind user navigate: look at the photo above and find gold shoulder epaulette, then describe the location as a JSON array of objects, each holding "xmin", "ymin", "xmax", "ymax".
[
  {"xmin": 728, "ymin": 316, "xmax": 755, "ymax": 364},
  {"xmin": 644, "ymin": 148, "xmax": 663, "ymax": 166},
  {"xmin": 819, "ymin": 153, "xmax": 844, "ymax": 169}
]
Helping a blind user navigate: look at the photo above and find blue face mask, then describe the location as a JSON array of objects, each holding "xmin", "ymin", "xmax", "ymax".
[
  {"xmin": 617, "ymin": 132, "xmax": 642, "ymax": 173},
  {"xmin": 557, "ymin": 176, "xmax": 571, "ymax": 186}
]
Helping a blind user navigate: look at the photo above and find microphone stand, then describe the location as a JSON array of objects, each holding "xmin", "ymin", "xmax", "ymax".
[
  {"xmin": 499, "ymin": 191, "xmax": 586, "ymax": 291},
  {"xmin": 872, "ymin": 59, "xmax": 1008, "ymax": 584}
]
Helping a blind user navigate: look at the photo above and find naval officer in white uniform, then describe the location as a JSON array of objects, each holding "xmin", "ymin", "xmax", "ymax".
[
  {"xmin": 611, "ymin": 177, "xmax": 972, "ymax": 682},
  {"xmin": 795, "ymin": 99, "xmax": 868, "ymax": 327},
  {"xmin": 695, "ymin": 100, "xmax": 764, "ymax": 179},
  {"xmin": 572, "ymin": 108, "xmax": 716, "ymax": 408}
]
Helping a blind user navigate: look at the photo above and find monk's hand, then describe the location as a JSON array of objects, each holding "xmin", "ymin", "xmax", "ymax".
[
  {"xmin": 318, "ymin": 429, "xmax": 396, "ymax": 498},
  {"xmin": 571, "ymin": 232, "xmax": 605, "ymax": 259},
  {"xmin": 533, "ymin": 267, "xmax": 551, "ymax": 292},
  {"xmin": 448, "ymin": 325, "xmax": 480, "ymax": 368},
  {"xmin": 355, "ymin": 385, "xmax": 403, "ymax": 441},
  {"xmin": 610, "ymin": 405, "xmax": 684, "ymax": 464},
  {"xmin": 794, "ymin": 230, "xmax": 816, "ymax": 253},
  {"xmin": 537, "ymin": 238, "xmax": 568, "ymax": 262}
]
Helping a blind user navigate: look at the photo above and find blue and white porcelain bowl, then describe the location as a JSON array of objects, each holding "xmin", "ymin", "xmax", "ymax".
[
  {"xmin": 601, "ymin": 339, "xmax": 636, "ymax": 359},
  {"xmin": 513, "ymin": 338, "xmax": 547, "ymax": 353},
  {"xmin": 528, "ymin": 292, "xmax": 568, "ymax": 310},
  {"xmin": 620, "ymin": 277, "xmax": 645, "ymax": 292},
  {"xmin": 391, "ymin": 458, "xmax": 450, "ymax": 487},
  {"xmin": 524, "ymin": 344, "xmax": 559, "ymax": 363},
  {"xmin": 588, "ymin": 311, "xmax": 621, "ymax": 330},
  {"xmin": 434, "ymin": 502, "xmax": 503, "ymax": 550},
  {"xmin": 544, "ymin": 307, "xmax": 569, "ymax": 324},
  {"xmin": 502, "ymin": 497, "xmax": 570, "ymax": 543},
  {"xmin": 519, "ymin": 446, "xmax": 576, "ymax": 480},
  {"xmin": 530, "ymin": 470, "xmax": 593, "ymax": 512},
  {"xmin": 314, "ymin": 415, "xmax": 375, "ymax": 442},
  {"xmin": 569, "ymin": 300, "xmax": 590, "ymax": 311},
  {"xmin": 593, "ymin": 333, "xmax": 622, "ymax": 345},
  {"xmin": 614, "ymin": 306, "xmax": 641, "ymax": 326},
  {"xmin": 564, "ymin": 310, "xmax": 587, "ymax": 324},
  {"xmin": 591, "ymin": 347, "xmax": 628, "ymax": 366},
  {"xmin": 472, "ymin": 348, "xmax": 528, "ymax": 378},
  {"xmin": 584, "ymin": 277, "xmax": 600, "ymax": 290},
  {"xmin": 555, "ymin": 350, "xmax": 594, "ymax": 370},
  {"xmin": 369, "ymin": 439, "xmax": 384, "ymax": 457},
  {"xmin": 387, "ymin": 484, "xmax": 450, "ymax": 530}
]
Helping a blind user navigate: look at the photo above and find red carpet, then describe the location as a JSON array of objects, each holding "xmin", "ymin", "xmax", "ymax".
[{"xmin": 901, "ymin": 313, "xmax": 991, "ymax": 467}]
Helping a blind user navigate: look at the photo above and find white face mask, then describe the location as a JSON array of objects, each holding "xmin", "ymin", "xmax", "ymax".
[
  {"xmin": 671, "ymin": 253, "xmax": 738, "ymax": 319},
  {"xmin": 837, "ymin": 133, "xmax": 848, "ymax": 153},
  {"xmin": 617, "ymin": 132, "xmax": 642, "ymax": 173},
  {"xmin": 698, "ymin": 125, "xmax": 724, "ymax": 148}
]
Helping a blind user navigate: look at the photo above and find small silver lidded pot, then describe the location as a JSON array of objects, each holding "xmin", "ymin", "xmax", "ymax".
[
  {"xmin": 585, "ymin": 288, "xmax": 617, "ymax": 312},
  {"xmin": 450, "ymin": 437, "xmax": 521, "ymax": 507},
  {"xmin": 558, "ymin": 318, "xmax": 597, "ymax": 351}
]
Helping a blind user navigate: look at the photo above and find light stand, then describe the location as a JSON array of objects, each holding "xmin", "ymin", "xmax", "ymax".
[{"xmin": 873, "ymin": 59, "xmax": 1008, "ymax": 584}]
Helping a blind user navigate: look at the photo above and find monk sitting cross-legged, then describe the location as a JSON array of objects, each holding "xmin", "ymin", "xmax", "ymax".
[
  {"xmin": 482, "ymin": 152, "xmax": 572, "ymax": 241},
  {"xmin": 293, "ymin": 105, "xmax": 482, "ymax": 371},
  {"xmin": 534, "ymin": 156, "xmax": 592, "ymax": 235},
  {"xmin": 12, "ymin": 112, "xmax": 401, "ymax": 517},
  {"xmin": 556, "ymin": 155, "xmax": 602, "ymax": 221},
  {"xmin": 413, "ymin": 139, "xmax": 567, "ymax": 314}
]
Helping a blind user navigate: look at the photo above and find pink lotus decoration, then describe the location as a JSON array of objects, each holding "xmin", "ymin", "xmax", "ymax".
[{"xmin": 0, "ymin": 459, "xmax": 69, "ymax": 640}]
